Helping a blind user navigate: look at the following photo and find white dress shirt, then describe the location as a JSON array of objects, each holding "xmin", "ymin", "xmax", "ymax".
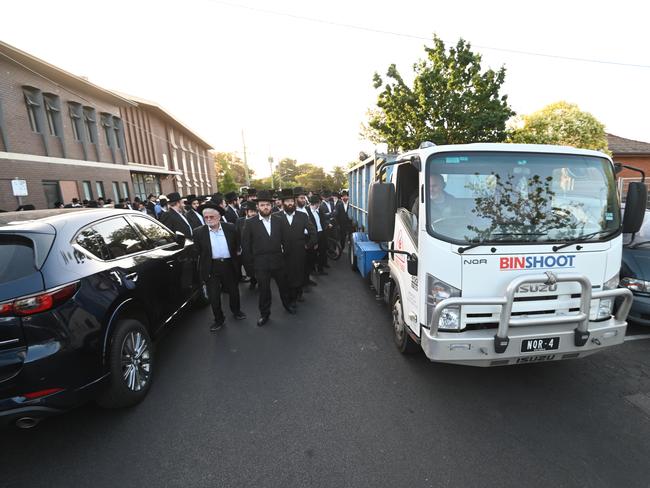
[
  {"xmin": 209, "ymin": 226, "xmax": 231, "ymax": 259},
  {"xmin": 310, "ymin": 206, "xmax": 323, "ymax": 232},
  {"xmin": 285, "ymin": 212, "xmax": 294, "ymax": 225},
  {"xmin": 259, "ymin": 215, "xmax": 272, "ymax": 236},
  {"xmin": 296, "ymin": 206, "xmax": 308, "ymax": 215}
]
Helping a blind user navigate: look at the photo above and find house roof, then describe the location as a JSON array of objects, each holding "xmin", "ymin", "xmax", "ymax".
[
  {"xmin": 0, "ymin": 40, "xmax": 136, "ymax": 107},
  {"xmin": 607, "ymin": 133, "xmax": 650, "ymax": 155},
  {"xmin": 114, "ymin": 92, "xmax": 213, "ymax": 150}
]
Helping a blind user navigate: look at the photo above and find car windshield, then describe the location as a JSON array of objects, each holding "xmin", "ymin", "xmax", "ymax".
[{"xmin": 426, "ymin": 151, "xmax": 620, "ymax": 244}]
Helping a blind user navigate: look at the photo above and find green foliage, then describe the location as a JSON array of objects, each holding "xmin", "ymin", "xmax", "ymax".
[
  {"xmin": 363, "ymin": 35, "xmax": 514, "ymax": 151},
  {"xmin": 213, "ymin": 152, "xmax": 254, "ymax": 192},
  {"xmin": 251, "ymin": 160, "xmax": 348, "ymax": 192},
  {"xmin": 508, "ymin": 101, "xmax": 609, "ymax": 152}
]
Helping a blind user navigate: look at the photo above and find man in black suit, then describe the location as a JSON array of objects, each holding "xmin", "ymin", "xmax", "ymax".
[
  {"xmin": 306, "ymin": 195, "xmax": 328, "ymax": 275},
  {"xmin": 277, "ymin": 188, "xmax": 317, "ymax": 307},
  {"xmin": 160, "ymin": 192, "xmax": 193, "ymax": 238},
  {"xmin": 224, "ymin": 192, "xmax": 240, "ymax": 224},
  {"xmin": 194, "ymin": 203, "xmax": 246, "ymax": 331},
  {"xmin": 235, "ymin": 200, "xmax": 258, "ymax": 290},
  {"xmin": 185, "ymin": 195, "xmax": 205, "ymax": 230},
  {"xmin": 319, "ymin": 190, "xmax": 334, "ymax": 269},
  {"xmin": 335, "ymin": 190, "xmax": 353, "ymax": 252},
  {"xmin": 241, "ymin": 190, "xmax": 292, "ymax": 326}
]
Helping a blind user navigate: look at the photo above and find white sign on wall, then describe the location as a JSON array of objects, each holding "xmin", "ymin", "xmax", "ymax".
[{"xmin": 11, "ymin": 179, "xmax": 28, "ymax": 197}]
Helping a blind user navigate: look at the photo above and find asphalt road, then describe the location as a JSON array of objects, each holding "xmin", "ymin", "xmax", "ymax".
[{"xmin": 4, "ymin": 253, "xmax": 650, "ymax": 488}]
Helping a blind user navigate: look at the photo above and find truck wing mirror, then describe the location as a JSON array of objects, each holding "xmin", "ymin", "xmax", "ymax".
[
  {"xmin": 623, "ymin": 182, "xmax": 648, "ymax": 234},
  {"xmin": 407, "ymin": 253, "xmax": 418, "ymax": 276},
  {"xmin": 368, "ymin": 182, "xmax": 396, "ymax": 242}
]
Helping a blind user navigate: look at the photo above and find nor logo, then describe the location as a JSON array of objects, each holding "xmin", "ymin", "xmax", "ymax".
[{"xmin": 499, "ymin": 255, "xmax": 576, "ymax": 271}]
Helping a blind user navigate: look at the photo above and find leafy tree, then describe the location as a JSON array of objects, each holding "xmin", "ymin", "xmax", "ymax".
[
  {"xmin": 295, "ymin": 164, "xmax": 327, "ymax": 191},
  {"xmin": 213, "ymin": 152, "xmax": 254, "ymax": 191},
  {"xmin": 363, "ymin": 35, "xmax": 514, "ymax": 150},
  {"xmin": 330, "ymin": 166, "xmax": 347, "ymax": 189},
  {"xmin": 508, "ymin": 101, "xmax": 609, "ymax": 152}
]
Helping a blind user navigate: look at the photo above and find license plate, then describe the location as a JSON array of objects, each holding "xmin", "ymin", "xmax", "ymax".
[{"xmin": 521, "ymin": 337, "xmax": 560, "ymax": 353}]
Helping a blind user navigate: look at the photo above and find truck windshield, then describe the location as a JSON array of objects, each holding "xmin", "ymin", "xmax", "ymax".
[{"xmin": 426, "ymin": 151, "xmax": 620, "ymax": 244}]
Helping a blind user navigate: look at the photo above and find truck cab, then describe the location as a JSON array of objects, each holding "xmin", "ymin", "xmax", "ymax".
[{"xmin": 357, "ymin": 143, "xmax": 645, "ymax": 366}]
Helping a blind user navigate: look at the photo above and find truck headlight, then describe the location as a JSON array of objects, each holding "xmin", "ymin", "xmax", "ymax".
[
  {"xmin": 426, "ymin": 274, "xmax": 461, "ymax": 331},
  {"xmin": 620, "ymin": 277, "xmax": 650, "ymax": 293},
  {"xmin": 596, "ymin": 273, "xmax": 619, "ymax": 320}
]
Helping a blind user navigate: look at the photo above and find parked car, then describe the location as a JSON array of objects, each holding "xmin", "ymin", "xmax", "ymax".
[
  {"xmin": 0, "ymin": 208, "xmax": 205, "ymax": 428},
  {"xmin": 620, "ymin": 209, "xmax": 650, "ymax": 324}
]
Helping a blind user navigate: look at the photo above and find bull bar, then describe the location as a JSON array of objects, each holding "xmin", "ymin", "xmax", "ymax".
[{"xmin": 430, "ymin": 272, "xmax": 634, "ymax": 354}]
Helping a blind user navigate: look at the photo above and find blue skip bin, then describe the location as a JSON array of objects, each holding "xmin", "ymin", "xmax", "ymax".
[{"xmin": 352, "ymin": 232, "xmax": 387, "ymax": 277}]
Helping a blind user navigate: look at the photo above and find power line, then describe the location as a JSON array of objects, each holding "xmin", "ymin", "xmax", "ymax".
[{"xmin": 208, "ymin": 0, "xmax": 650, "ymax": 70}]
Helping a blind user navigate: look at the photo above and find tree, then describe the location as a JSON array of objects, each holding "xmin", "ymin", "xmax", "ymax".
[
  {"xmin": 508, "ymin": 101, "xmax": 608, "ymax": 152},
  {"xmin": 362, "ymin": 35, "xmax": 514, "ymax": 151},
  {"xmin": 213, "ymin": 152, "xmax": 254, "ymax": 192},
  {"xmin": 330, "ymin": 166, "xmax": 347, "ymax": 189},
  {"xmin": 295, "ymin": 164, "xmax": 327, "ymax": 190}
]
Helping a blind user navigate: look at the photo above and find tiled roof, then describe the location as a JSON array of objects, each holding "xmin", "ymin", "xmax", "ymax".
[{"xmin": 607, "ymin": 133, "xmax": 650, "ymax": 155}]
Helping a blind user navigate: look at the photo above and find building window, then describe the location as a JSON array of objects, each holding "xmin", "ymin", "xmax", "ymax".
[
  {"xmin": 82, "ymin": 181, "xmax": 93, "ymax": 201},
  {"xmin": 121, "ymin": 182, "xmax": 130, "ymax": 200},
  {"xmin": 95, "ymin": 181, "xmax": 105, "ymax": 198},
  {"xmin": 101, "ymin": 112, "xmax": 113, "ymax": 147},
  {"xmin": 83, "ymin": 107, "xmax": 97, "ymax": 144},
  {"xmin": 68, "ymin": 102, "xmax": 83, "ymax": 141},
  {"xmin": 43, "ymin": 94, "xmax": 61, "ymax": 137},
  {"xmin": 112, "ymin": 116, "xmax": 124, "ymax": 150},
  {"xmin": 23, "ymin": 87, "xmax": 42, "ymax": 133},
  {"xmin": 131, "ymin": 173, "xmax": 161, "ymax": 202},
  {"xmin": 112, "ymin": 181, "xmax": 120, "ymax": 201}
]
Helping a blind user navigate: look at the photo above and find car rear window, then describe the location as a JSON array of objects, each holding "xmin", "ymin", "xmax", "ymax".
[
  {"xmin": 130, "ymin": 215, "xmax": 176, "ymax": 247},
  {"xmin": 0, "ymin": 235, "xmax": 36, "ymax": 284}
]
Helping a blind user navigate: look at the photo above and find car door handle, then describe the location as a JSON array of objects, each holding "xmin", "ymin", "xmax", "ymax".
[
  {"xmin": 166, "ymin": 260, "xmax": 176, "ymax": 268},
  {"xmin": 109, "ymin": 271, "xmax": 123, "ymax": 286},
  {"xmin": 125, "ymin": 272, "xmax": 138, "ymax": 282}
]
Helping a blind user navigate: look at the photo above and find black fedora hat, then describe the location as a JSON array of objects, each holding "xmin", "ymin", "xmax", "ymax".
[
  {"xmin": 167, "ymin": 192, "xmax": 182, "ymax": 203},
  {"xmin": 200, "ymin": 201, "xmax": 225, "ymax": 216},
  {"xmin": 280, "ymin": 188, "xmax": 295, "ymax": 200},
  {"xmin": 293, "ymin": 186, "xmax": 307, "ymax": 197},
  {"xmin": 308, "ymin": 195, "xmax": 321, "ymax": 205},
  {"xmin": 256, "ymin": 189, "xmax": 274, "ymax": 202}
]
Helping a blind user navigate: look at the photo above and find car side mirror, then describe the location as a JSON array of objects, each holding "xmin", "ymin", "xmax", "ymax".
[
  {"xmin": 407, "ymin": 253, "xmax": 418, "ymax": 276},
  {"xmin": 175, "ymin": 231, "xmax": 186, "ymax": 248},
  {"xmin": 623, "ymin": 182, "xmax": 648, "ymax": 234},
  {"xmin": 368, "ymin": 182, "xmax": 396, "ymax": 242}
]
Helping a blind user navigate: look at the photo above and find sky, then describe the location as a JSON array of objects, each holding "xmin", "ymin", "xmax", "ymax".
[{"xmin": 3, "ymin": 0, "xmax": 650, "ymax": 177}]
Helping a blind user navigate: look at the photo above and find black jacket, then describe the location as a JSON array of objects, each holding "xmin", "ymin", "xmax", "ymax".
[
  {"xmin": 306, "ymin": 206, "xmax": 325, "ymax": 233},
  {"xmin": 161, "ymin": 209, "xmax": 194, "ymax": 238},
  {"xmin": 193, "ymin": 223, "xmax": 238, "ymax": 283},
  {"xmin": 242, "ymin": 214, "xmax": 285, "ymax": 271},
  {"xmin": 278, "ymin": 211, "xmax": 317, "ymax": 287},
  {"xmin": 185, "ymin": 209, "xmax": 204, "ymax": 229},
  {"xmin": 335, "ymin": 200, "xmax": 353, "ymax": 232},
  {"xmin": 224, "ymin": 205, "xmax": 239, "ymax": 225},
  {"xmin": 319, "ymin": 200, "xmax": 334, "ymax": 226}
]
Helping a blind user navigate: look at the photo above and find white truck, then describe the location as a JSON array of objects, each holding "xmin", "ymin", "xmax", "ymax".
[{"xmin": 349, "ymin": 143, "xmax": 646, "ymax": 366}]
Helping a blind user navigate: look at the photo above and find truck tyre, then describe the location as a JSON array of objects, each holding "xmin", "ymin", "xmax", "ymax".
[
  {"xmin": 97, "ymin": 319, "xmax": 153, "ymax": 409},
  {"xmin": 392, "ymin": 291, "xmax": 419, "ymax": 354}
]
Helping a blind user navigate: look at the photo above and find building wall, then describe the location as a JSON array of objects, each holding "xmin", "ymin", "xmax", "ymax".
[{"xmin": 0, "ymin": 55, "xmax": 134, "ymax": 209}]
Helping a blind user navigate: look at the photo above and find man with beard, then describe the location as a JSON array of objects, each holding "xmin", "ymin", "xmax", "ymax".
[
  {"xmin": 306, "ymin": 194, "xmax": 328, "ymax": 275},
  {"xmin": 224, "ymin": 192, "xmax": 240, "ymax": 224},
  {"xmin": 185, "ymin": 195, "xmax": 205, "ymax": 229},
  {"xmin": 236, "ymin": 200, "xmax": 258, "ymax": 290},
  {"xmin": 194, "ymin": 203, "xmax": 246, "ymax": 331},
  {"xmin": 335, "ymin": 190, "xmax": 353, "ymax": 252},
  {"xmin": 242, "ymin": 190, "xmax": 292, "ymax": 326},
  {"xmin": 319, "ymin": 190, "xmax": 334, "ymax": 269},
  {"xmin": 278, "ymin": 188, "xmax": 317, "ymax": 307},
  {"xmin": 160, "ymin": 192, "xmax": 193, "ymax": 238}
]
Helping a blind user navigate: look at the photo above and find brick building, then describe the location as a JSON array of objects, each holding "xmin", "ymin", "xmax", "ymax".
[
  {"xmin": 608, "ymin": 133, "xmax": 650, "ymax": 178},
  {"xmin": 118, "ymin": 94, "xmax": 215, "ymax": 201},
  {"xmin": 0, "ymin": 40, "xmax": 215, "ymax": 211}
]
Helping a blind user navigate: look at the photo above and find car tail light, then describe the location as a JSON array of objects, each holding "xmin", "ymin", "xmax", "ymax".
[
  {"xmin": 0, "ymin": 282, "xmax": 79, "ymax": 317},
  {"xmin": 22, "ymin": 388, "xmax": 64, "ymax": 400}
]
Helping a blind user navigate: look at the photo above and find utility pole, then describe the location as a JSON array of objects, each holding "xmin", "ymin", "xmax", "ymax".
[
  {"xmin": 268, "ymin": 154, "xmax": 275, "ymax": 189},
  {"xmin": 241, "ymin": 129, "xmax": 251, "ymax": 187}
]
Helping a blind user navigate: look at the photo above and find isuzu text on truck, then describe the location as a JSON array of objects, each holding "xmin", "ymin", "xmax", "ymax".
[{"xmin": 348, "ymin": 143, "xmax": 646, "ymax": 366}]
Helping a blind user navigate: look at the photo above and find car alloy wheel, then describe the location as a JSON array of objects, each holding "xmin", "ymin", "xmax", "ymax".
[{"xmin": 121, "ymin": 331, "xmax": 151, "ymax": 392}]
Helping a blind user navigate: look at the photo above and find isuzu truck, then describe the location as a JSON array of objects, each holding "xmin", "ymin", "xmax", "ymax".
[{"xmin": 348, "ymin": 143, "xmax": 646, "ymax": 366}]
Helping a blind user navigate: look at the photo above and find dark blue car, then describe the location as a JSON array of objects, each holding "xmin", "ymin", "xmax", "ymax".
[
  {"xmin": 0, "ymin": 208, "xmax": 204, "ymax": 428},
  {"xmin": 621, "ymin": 210, "xmax": 650, "ymax": 325}
]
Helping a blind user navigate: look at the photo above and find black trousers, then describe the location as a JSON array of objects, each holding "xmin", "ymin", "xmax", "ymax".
[
  {"xmin": 316, "ymin": 231, "xmax": 327, "ymax": 271},
  {"xmin": 207, "ymin": 259, "xmax": 241, "ymax": 321},
  {"xmin": 256, "ymin": 267, "xmax": 289, "ymax": 318}
]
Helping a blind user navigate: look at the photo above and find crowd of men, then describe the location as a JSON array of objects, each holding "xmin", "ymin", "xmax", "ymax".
[{"xmin": 158, "ymin": 187, "xmax": 353, "ymax": 328}]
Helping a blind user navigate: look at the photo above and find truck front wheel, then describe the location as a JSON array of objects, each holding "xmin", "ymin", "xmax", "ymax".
[{"xmin": 392, "ymin": 291, "xmax": 419, "ymax": 354}]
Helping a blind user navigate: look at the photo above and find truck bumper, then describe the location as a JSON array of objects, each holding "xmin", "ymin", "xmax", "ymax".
[{"xmin": 420, "ymin": 318, "xmax": 627, "ymax": 367}]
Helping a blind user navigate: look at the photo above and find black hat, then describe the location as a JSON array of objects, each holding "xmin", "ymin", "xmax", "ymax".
[
  {"xmin": 293, "ymin": 186, "xmax": 307, "ymax": 197},
  {"xmin": 256, "ymin": 190, "xmax": 274, "ymax": 202},
  {"xmin": 309, "ymin": 195, "xmax": 321, "ymax": 205},
  {"xmin": 241, "ymin": 201, "xmax": 258, "ymax": 212},
  {"xmin": 167, "ymin": 192, "xmax": 182, "ymax": 203},
  {"xmin": 225, "ymin": 191, "xmax": 238, "ymax": 202},
  {"xmin": 322, "ymin": 190, "xmax": 332, "ymax": 198},
  {"xmin": 280, "ymin": 188, "xmax": 295, "ymax": 200},
  {"xmin": 247, "ymin": 188, "xmax": 257, "ymax": 197},
  {"xmin": 200, "ymin": 201, "xmax": 226, "ymax": 216},
  {"xmin": 341, "ymin": 190, "xmax": 349, "ymax": 197},
  {"xmin": 332, "ymin": 191, "xmax": 341, "ymax": 198},
  {"xmin": 185, "ymin": 194, "xmax": 198, "ymax": 203}
]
